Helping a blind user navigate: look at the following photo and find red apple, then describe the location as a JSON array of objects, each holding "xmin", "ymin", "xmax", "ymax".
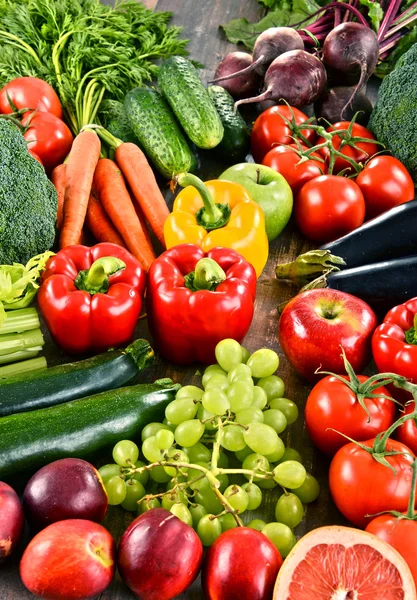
[
  {"xmin": 23, "ymin": 458, "xmax": 108, "ymax": 530},
  {"xmin": 118, "ymin": 508, "xmax": 203, "ymax": 600},
  {"xmin": 20, "ymin": 519, "xmax": 115, "ymax": 599},
  {"xmin": 0, "ymin": 481, "xmax": 24, "ymax": 563},
  {"xmin": 278, "ymin": 289, "xmax": 377, "ymax": 381},
  {"xmin": 202, "ymin": 528, "xmax": 283, "ymax": 600}
]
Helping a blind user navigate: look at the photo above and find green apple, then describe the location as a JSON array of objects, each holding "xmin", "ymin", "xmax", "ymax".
[{"xmin": 219, "ymin": 163, "xmax": 293, "ymax": 241}]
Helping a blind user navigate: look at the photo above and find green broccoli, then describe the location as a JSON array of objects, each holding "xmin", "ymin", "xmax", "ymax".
[
  {"xmin": 0, "ymin": 119, "xmax": 57, "ymax": 264},
  {"xmin": 369, "ymin": 43, "xmax": 417, "ymax": 183}
]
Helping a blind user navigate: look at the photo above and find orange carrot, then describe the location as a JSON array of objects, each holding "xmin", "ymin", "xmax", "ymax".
[
  {"xmin": 51, "ymin": 163, "xmax": 66, "ymax": 231},
  {"xmin": 85, "ymin": 192, "xmax": 126, "ymax": 247},
  {"xmin": 115, "ymin": 142, "xmax": 169, "ymax": 247},
  {"xmin": 60, "ymin": 129, "xmax": 101, "ymax": 248},
  {"xmin": 133, "ymin": 200, "xmax": 153, "ymax": 249},
  {"xmin": 93, "ymin": 158, "xmax": 156, "ymax": 270}
]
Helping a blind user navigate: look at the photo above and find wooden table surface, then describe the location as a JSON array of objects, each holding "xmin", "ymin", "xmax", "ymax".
[{"xmin": 1, "ymin": 0, "xmax": 362, "ymax": 597}]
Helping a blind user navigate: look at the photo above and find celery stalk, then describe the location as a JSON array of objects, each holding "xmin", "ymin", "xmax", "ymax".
[
  {"xmin": 0, "ymin": 348, "xmax": 42, "ymax": 365},
  {"xmin": 0, "ymin": 357, "xmax": 47, "ymax": 378},
  {"xmin": 0, "ymin": 328, "xmax": 44, "ymax": 356},
  {"xmin": 0, "ymin": 307, "xmax": 40, "ymax": 334}
]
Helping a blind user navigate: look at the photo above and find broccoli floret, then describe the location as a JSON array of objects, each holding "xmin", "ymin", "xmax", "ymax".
[
  {"xmin": 369, "ymin": 43, "xmax": 417, "ymax": 183},
  {"xmin": 0, "ymin": 119, "xmax": 57, "ymax": 264}
]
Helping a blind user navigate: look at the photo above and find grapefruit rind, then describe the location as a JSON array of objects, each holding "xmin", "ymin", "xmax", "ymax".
[{"xmin": 273, "ymin": 525, "xmax": 417, "ymax": 600}]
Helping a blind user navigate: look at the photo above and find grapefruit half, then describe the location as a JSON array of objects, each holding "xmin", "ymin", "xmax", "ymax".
[{"xmin": 273, "ymin": 526, "xmax": 416, "ymax": 600}]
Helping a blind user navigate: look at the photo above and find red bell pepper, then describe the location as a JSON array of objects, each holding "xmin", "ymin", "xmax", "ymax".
[
  {"xmin": 146, "ymin": 244, "xmax": 256, "ymax": 365},
  {"xmin": 38, "ymin": 243, "xmax": 146, "ymax": 354}
]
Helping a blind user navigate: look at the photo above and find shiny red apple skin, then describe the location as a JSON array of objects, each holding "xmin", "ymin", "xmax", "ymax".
[
  {"xmin": 202, "ymin": 527, "xmax": 283, "ymax": 600},
  {"xmin": 23, "ymin": 458, "xmax": 108, "ymax": 530},
  {"xmin": 118, "ymin": 508, "xmax": 203, "ymax": 600},
  {"xmin": 20, "ymin": 519, "xmax": 115, "ymax": 599},
  {"xmin": 278, "ymin": 289, "xmax": 377, "ymax": 382},
  {"xmin": 0, "ymin": 481, "xmax": 24, "ymax": 563}
]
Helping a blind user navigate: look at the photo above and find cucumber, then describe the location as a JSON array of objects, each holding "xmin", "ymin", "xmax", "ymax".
[
  {"xmin": 101, "ymin": 100, "xmax": 139, "ymax": 145},
  {"xmin": 0, "ymin": 339, "xmax": 154, "ymax": 417},
  {"xmin": 158, "ymin": 56, "xmax": 224, "ymax": 149},
  {"xmin": 207, "ymin": 86, "xmax": 250, "ymax": 161},
  {"xmin": 0, "ymin": 379, "xmax": 179, "ymax": 479},
  {"xmin": 124, "ymin": 87, "xmax": 194, "ymax": 179}
]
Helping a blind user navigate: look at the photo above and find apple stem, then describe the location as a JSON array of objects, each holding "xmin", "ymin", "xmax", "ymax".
[{"xmin": 256, "ymin": 168, "xmax": 260, "ymax": 185}]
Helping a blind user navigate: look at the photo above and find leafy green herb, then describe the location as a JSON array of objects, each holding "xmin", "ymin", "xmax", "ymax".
[{"xmin": 357, "ymin": 0, "xmax": 384, "ymax": 30}]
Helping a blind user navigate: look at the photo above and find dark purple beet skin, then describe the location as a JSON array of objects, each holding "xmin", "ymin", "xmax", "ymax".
[
  {"xmin": 23, "ymin": 458, "xmax": 108, "ymax": 531},
  {"xmin": 252, "ymin": 27, "xmax": 304, "ymax": 76},
  {"xmin": 213, "ymin": 52, "xmax": 262, "ymax": 99},
  {"xmin": 117, "ymin": 508, "xmax": 203, "ymax": 600},
  {"xmin": 0, "ymin": 481, "xmax": 24, "ymax": 563}
]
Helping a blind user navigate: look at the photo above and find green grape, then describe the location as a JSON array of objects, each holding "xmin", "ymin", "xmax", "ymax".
[
  {"xmin": 197, "ymin": 404, "xmax": 217, "ymax": 431},
  {"xmin": 150, "ymin": 465, "xmax": 172, "ymax": 483},
  {"xmin": 165, "ymin": 398, "xmax": 198, "ymax": 425},
  {"xmin": 174, "ymin": 419, "xmax": 204, "ymax": 447},
  {"xmin": 197, "ymin": 514, "xmax": 222, "ymax": 546},
  {"xmin": 141, "ymin": 422, "xmax": 171, "ymax": 442},
  {"xmin": 217, "ymin": 451, "xmax": 229, "ymax": 469},
  {"xmin": 277, "ymin": 448, "xmax": 302, "ymax": 464},
  {"xmin": 186, "ymin": 441, "xmax": 212, "ymax": 464},
  {"xmin": 257, "ymin": 478, "xmax": 278, "ymax": 490},
  {"xmin": 175, "ymin": 385, "xmax": 204, "ymax": 401},
  {"xmin": 166, "ymin": 476, "xmax": 187, "ymax": 489},
  {"xmin": 142, "ymin": 436, "xmax": 163, "ymax": 463},
  {"xmin": 235, "ymin": 407, "xmax": 264, "ymax": 425},
  {"xmin": 112, "ymin": 440, "xmax": 139, "ymax": 467},
  {"xmin": 98, "ymin": 463, "xmax": 123, "ymax": 483},
  {"xmin": 219, "ymin": 513, "xmax": 238, "ymax": 531},
  {"xmin": 155, "ymin": 429, "xmax": 175, "ymax": 450},
  {"xmin": 292, "ymin": 473, "xmax": 320, "ymax": 503},
  {"xmin": 215, "ymin": 339, "xmax": 243, "ymax": 372},
  {"xmin": 247, "ymin": 519, "xmax": 267, "ymax": 531},
  {"xmin": 217, "ymin": 473, "xmax": 229, "ymax": 493},
  {"xmin": 163, "ymin": 418, "xmax": 177, "ymax": 432},
  {"xmin": 189, "ymin": 503, "xmax": 207, "ymax": 528},
  {"xmin": 170, "ymin": 503, "xmax": 193, "ymax": 526},
  {"xmin": 257, "ymin": 376, "xmax": 285, "ymax": 402},
  {"xmin": 265, "ymin": 438, "xmax": 286, "ymax": 463},
  {"xmin": 262, "ymin": 523, "xmax": 297, "ymax": 558},
  {"xmin": 195, "ymin": 487, "xmax": 223, "ymax": 515},
  {"xmin": 138, "ymin": 497, "xmax": 161, "ymax": 514},
  {"xmin": 275, "ymin": 493, "xmax": 304, "ymax": 529},
  {"xmin": 262, "ymin": 409, "xmax": 287, "ymax": 435},
  {"xmin": 241, "ymin": 346, "xmax": 250, "ymax": 364},
  {"xmin": 163, "ymin": 449, "xmax": 189, "ymax": 477},
  {"xmin": 273, "ymin": 461, "xmax": 307, "ymax": 489},
  {"xmin": 247, "ymin": 349, "xmax": 279, "ymax": 378},
  {"xmin": 228, "ymin": 363, "xmax": 252, "ymax": 382},
  {"xmin": 187, "ymin": 462, "xmax": 210, "ymax": 491},
  {"xmin": 220, "ymin": 424, "xmax": 246, "ymax": 452},
  {"xmin": 205, "ymin": 374, "xmax": 230, "ymax": 391},
  {"xmin": 162, "ymin": 489, "xmax": 187, "ymax": 510},
  {"xmin": 241, "ymin": 482, "xmax": 263, "ymax": 510},
  {"xmin": 235, "ymin": 445, "xmax": 252, "ymax": 462},
  {"xmin": 121, "ymin": 480, "xmax": 146, "ymax": 511},
  {"xmin": 227, "ymin": 381, "xmax": 253, "ymax": 412},
  {"xmin": 202, "ymin": 389, "xmax": 230, "ymax": 416},
  {"xmin": 131, "ymin": 461, "xmax": 149, "ymax": 486},
  {"xmin": 269, "ymin": 398, "xmax": 298, "ymax": 425},
  {"xmin": 252, "ymin": 386, "xmax": 268, "ymax": 410},
  {"xmin": 243, "ymin": 423, "xmax": 281, "ymax": 455},
  {"xmin": 202, "ymin": 364, "xmax": 227, "ymax": 385},
  {"xmin": 242, "ymin": 453, "xmax": 270, "ymax": 482},
  {"xmin": 105, "ymin": 476, "xmax": 127, "ymax": 505}
]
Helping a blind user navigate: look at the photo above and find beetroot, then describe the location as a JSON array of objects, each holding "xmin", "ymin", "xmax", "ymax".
[
  {"xmin": 212, "ymin": 52, "xmax": 261, "ymax": 99},
  {"xmin": 314, "ymin": 87, "xmax": 373, "ymax": 125},
  {"xmin": 0, "ymin": 481, "xmax": 24, "ymax": 563}
]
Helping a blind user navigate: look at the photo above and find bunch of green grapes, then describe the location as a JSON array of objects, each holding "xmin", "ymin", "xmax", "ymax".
[{"xmin": 99, "ymin": 339, "xmax": 320, "ymax": 557}]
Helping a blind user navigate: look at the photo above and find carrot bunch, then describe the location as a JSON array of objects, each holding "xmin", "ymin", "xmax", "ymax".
[{"xmin": 53, "ymin": 129, "xmax": 170, "ymax": 271}]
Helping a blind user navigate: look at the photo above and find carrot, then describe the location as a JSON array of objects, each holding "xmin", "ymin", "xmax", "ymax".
[
  {"xmin": 133, "ymin": 200, "xmax": 153, "ymax": 249},
  {"xmin": 85, "ymin": 192, "xmax": 126, "ymax": 247},
  {"xmin": 115, "ymin": 142, "xmax": 169, "ymax": 247},
  {"xmin": 51, "ymin": 164, "xmax": 66, "ymax": 231},
  {"xmin": 93, "ymin": 158, "xmax": 156, "ymax": 270},
  {"xmin": 60, "ymin": 129, "xmax": 101, "ymax": 248}
]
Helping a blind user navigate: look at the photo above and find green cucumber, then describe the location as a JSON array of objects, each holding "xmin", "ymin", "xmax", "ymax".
[
  {"xmin": 0, "ymin": 339, "xmax": 154, "ymax": 417},
  {"xmin": 124, "ymin": 87, "xmax": 194, "ymax": 179},
  {"xmin": 158, "ymin": 56, "xmax": 224, "ymax": 149},
  {"xmin": 101, "ymin": 100, "xmax": 139, "ymax": 145},
  {"xmin": 0, "ymin": 379, "xmax": 179, "ymax": 479},
  {"xmin": 207, "ymin": 86, "xmax": 250, "ymax": 161}
]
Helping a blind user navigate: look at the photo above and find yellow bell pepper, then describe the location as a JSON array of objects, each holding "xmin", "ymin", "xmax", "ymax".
[{"xmin": 164, "ymin": 173, "xmax": 269, "ymax": 277}]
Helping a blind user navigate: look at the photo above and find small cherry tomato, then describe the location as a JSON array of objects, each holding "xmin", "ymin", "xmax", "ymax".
[
  {"xmin": 0, "ymin": 77, "xmax": 62, "ymax": 119},
  {"xmin": 262, "ymin": 144, "xmax": 327, "ymax": 194},
  {"xmin": 22, "ymin": 111, "xmax": 73, "ymax": 174},
  {"xmin": 317, "ymin": 121, "xmax": 378, "ymax": 174}
]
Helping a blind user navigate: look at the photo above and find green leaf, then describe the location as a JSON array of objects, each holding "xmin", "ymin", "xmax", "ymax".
[{"xmin": 357, "ymin": 0, "xmax": 384, "ymax": 31}]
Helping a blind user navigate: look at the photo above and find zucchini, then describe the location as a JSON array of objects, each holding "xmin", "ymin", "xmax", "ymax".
[
  {"xmin": 124, "ymin": 87, "xmax": 194, "ymax": 179},
  {"xmin": 158, "ymin": 56, "xmax": 224, "ymax": 149},
  {"xmin": 0, "ymin": 379, "xmax": 179, "ymax": 479},
  {"xmin": 207, "ymin": 86, "xmax": 250, "ymax": 161},
  {"xmin": 0, "ymin": 339, "xmax": 154, "ymax": 417}
]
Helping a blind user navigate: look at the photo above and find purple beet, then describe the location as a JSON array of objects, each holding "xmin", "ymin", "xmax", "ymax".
[
  {"xmin": 314, "ymin": 86, "xmax": 373, "ymax": 125},
  {"xmin": 212, "ymin": 52, "xmax": 261, "ymax": 98}
]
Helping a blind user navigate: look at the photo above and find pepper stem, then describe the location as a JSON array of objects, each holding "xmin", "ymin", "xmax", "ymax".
[
  {"xmin": 75, "ymin": 256, "xmax": 126, "ymax": 294},
  {"xmin": 405, "ymin": 314, "xmax": 417, "ymax": 345},
  {"xmin": 176, "ymin": 172, "xmax": 231, "ymax": 230},
  {"xmin": 184, "ymin": 258, "xmax": 226, "ymax": 292}
]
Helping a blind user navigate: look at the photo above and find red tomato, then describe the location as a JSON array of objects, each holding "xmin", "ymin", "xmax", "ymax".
[
  {"xmin": 317, "ymin": 122, "xmax": 378, "ymax": 174},
  {"xmin": 396, "ymin": 404, "xmax": 417, "ymax": 454},
  {"xmin": 0, "ymin": 77, "xmax": 62, "ymax": 119},
  {"xmin": 295, "ymin": 175, "xmax": 365, "ymax": 243},
  {"xmin": 329, "ymin": 438, "xmax": 416, "ymax": 528},
  {"xmin": 22, "ymin": 111, "xmax": 73, "ymax": 174},
  {"xmin": 356, "ymin": 156, "xmax": 415, "ymax": 220},
  {"xmin": 262, "ymin": 144, "xmax": 327, "ymax": 194},
  {"xmin": 366, "ymin": 515, "xmax": 417, "ymax": 589},
  {"xmin": 251, "ymin": 106, "xmax": 316, "ymax": 163},
  {"xmin": 305, "ymin": 375, "xmax": 396, "ymax": 456}
]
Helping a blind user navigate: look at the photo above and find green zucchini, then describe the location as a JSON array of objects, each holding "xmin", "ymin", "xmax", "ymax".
[
  {"xmin": 124, "ymin": 87, "xmax": 194, "ymax": 179},
  {"xmin": 0, "ymin": 379, "xmax": 179, "ymax": 479},
  {"xmin": 0, "ymin": 339, "xmax": 154, "ymax": 417},
  {"xmin": 158, "ymin": 56, "xmax": 224, "ymax": 149},
  {"xmin": 207, "ymin": 86, "xmax": 250, "ymax": 162}
]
